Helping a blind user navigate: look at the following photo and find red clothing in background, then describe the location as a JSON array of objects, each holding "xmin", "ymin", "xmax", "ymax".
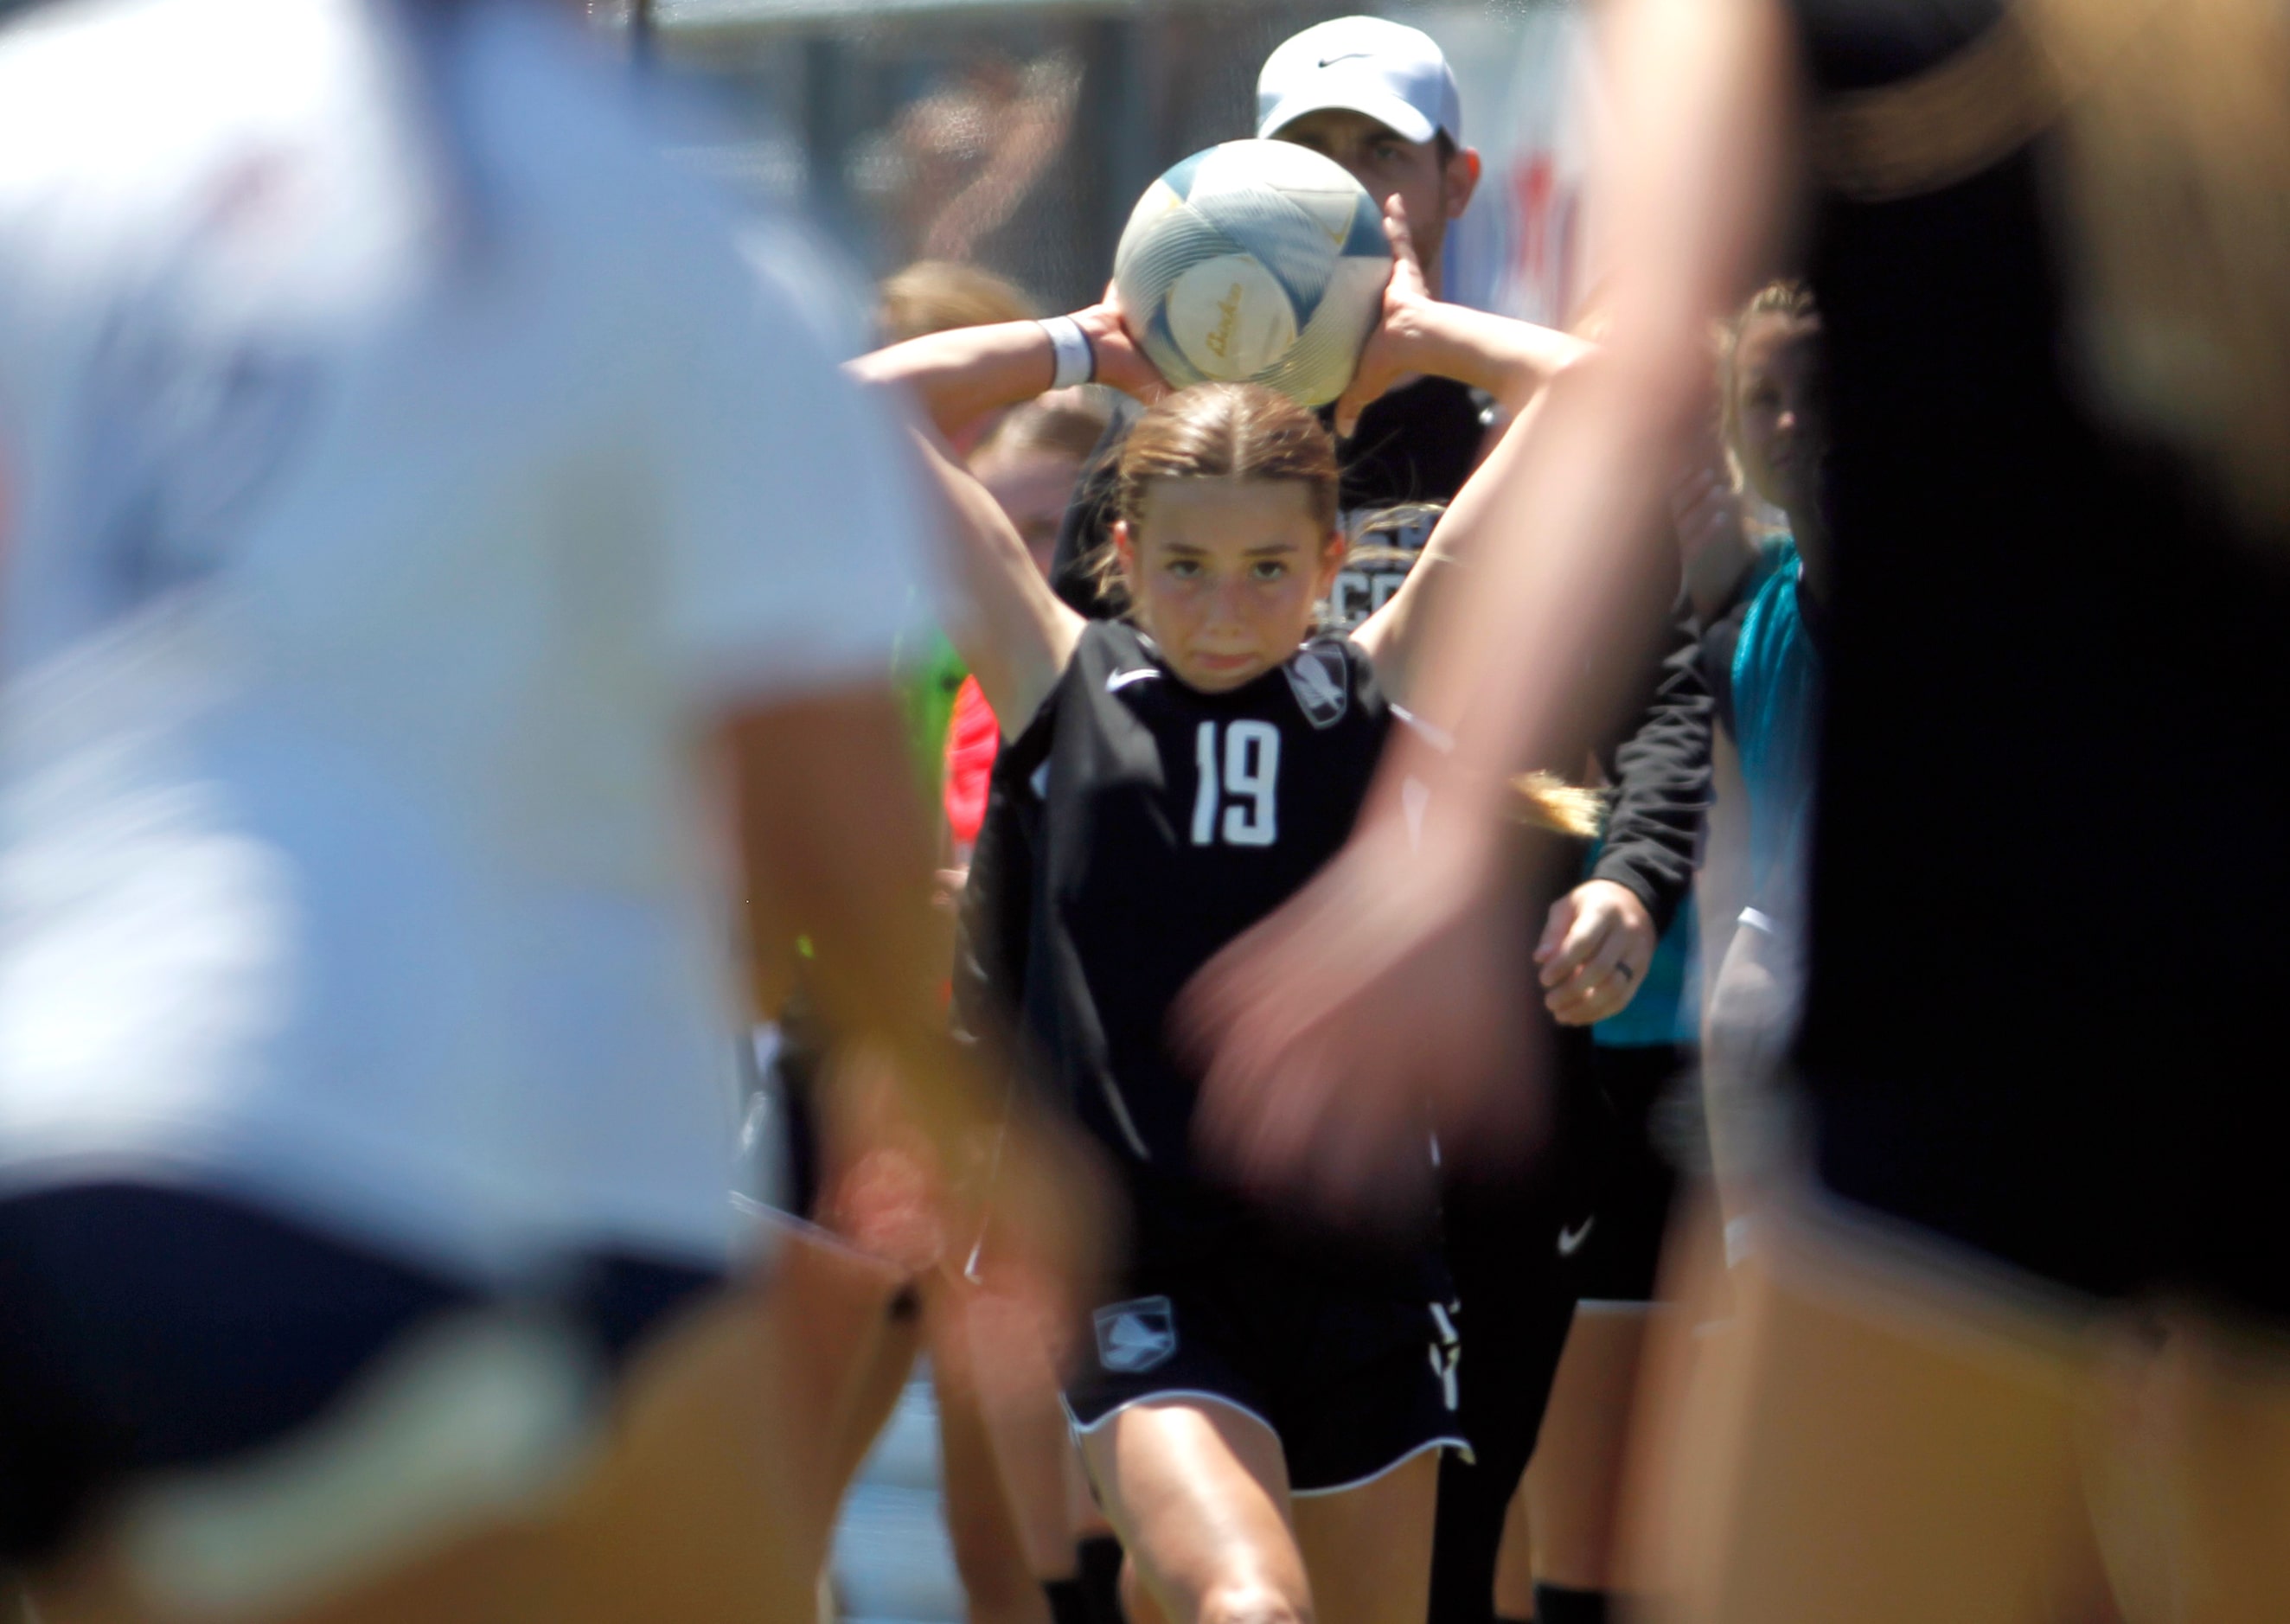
[{"xmin": 943, "ymin": 673, "xmax": 1000, "ymax": 849}]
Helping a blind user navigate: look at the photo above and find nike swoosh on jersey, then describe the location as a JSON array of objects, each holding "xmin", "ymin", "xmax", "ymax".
[{"xmin": 1557, "ymin": 1218, "xmax": 1596, "ymax": 1256}]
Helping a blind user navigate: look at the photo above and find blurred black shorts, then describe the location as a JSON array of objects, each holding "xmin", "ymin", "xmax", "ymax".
[
  {"xmin": 1558, "ymin": 1042, "xmax": 1693, "ymax": 1304},
  {"xmin": 1065, "ymin": 1237, "xmax": 1469, "ymax": 1496},
  {"xmin": 0, "ymin": 1182, "xmax": 719, "ymax": 1571}
]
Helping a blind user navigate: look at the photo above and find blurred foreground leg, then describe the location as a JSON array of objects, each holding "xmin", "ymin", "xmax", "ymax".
[
  {"xmin": 1619, "ymin": 1203, "xmax": 2101, "ymax": 1624},
  {"xmin": 31, "ymin": 1216, "xmax": 918, "ymax": 1624},
  {"xmin": 2082, "ymin": 1313, "xmax": 2290, "ymax": 1624},
  {"xmin": 537, "ymin": 1217, "xmax": 922, "ymax": 1623},
  {"xmin": 1519, "ymin": 1305, "xmax": 1654, "ymax": 1600}
]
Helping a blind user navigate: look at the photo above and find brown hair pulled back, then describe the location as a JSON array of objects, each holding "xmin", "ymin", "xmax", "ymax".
[
  {"xmin": 974, "ymin": 391, "xmax": 1113, "ymax": 470},
  {"xmin": 1087, "ymin": 383, "xmax": 1340, "ymax": 609},
  {"xmin": 1115, "ymin": 383, "xmax": 1340, "ymax": 533}
]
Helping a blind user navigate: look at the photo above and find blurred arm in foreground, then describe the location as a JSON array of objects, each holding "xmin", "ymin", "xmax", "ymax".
[{"xmin": 1182, "ymin": 0, "xmax": 1795, "ymax": 1215}]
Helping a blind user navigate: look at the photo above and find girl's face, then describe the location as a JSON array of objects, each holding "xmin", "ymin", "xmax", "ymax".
[
  {"xmin": 1116, "ymin": 476, "xmax": 1343, "ymax": 694},
  {"xmin": 1733, "ymin": 313, "xmax": 1826, "ymax": 521},
  {"xmin": 974, "ymin": 447, "xmax": 1084, "ymax": 581}
]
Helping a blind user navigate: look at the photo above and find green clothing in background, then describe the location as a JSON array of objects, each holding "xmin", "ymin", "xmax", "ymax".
[{"xmin": 896, "ymin": 626, "xmax": 969, "ymax": 789}]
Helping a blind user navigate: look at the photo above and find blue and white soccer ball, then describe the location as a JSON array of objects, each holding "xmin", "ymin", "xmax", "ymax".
[{"xmin": 1114, "ymin": 140, "xmax": 1391, "ymax": 409}]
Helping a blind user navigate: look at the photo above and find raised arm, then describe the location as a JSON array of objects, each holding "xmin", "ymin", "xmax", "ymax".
[
  {"xmin": 1334, "ymin": 198, "xmax": 1591, "ymax": 436},
  {"xmin": 851, "ymin": 304, "xmax": 1164, "ymax": 733},
  {"xmin": 1346, "ymin": 199, "xmax": 1594, "ymax": 700},
  {"xmin": 849, "ymin": 304, "xmax": 1164, "ymax": 443},
  {"xmin": 909, "ymin": 425, "xmax": 1086, "ymax": 738},
  {"xmin": 1350, "ymin": 384, "xmax": 1561, "ymax": 706}
]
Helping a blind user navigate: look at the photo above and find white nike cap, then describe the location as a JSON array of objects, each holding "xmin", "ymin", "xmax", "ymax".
[{"xmin": 1257, "ymin": 16, "xmax": 1462, "ymax": 149}]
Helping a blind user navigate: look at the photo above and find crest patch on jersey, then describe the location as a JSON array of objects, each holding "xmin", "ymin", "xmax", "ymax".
[
  {"xmin": 1093, "ymin": 1296, "xmax": 1178, "ymax": 1374},
  {"xmin": 1283, "ymin": 643, "xmax": 1350, "ymax": 729}
]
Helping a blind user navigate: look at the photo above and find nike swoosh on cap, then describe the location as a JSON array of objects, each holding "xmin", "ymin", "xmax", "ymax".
[{"xmin": 1317, "ymin": 51, "xmax": 1373, "ymax": 67}]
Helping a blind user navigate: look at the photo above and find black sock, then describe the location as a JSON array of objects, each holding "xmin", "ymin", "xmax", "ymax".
[
  {"xmin": 1044, "ymin": 1576, "xmax": 1092, "ymax": 1624},
  {"xmin": 1532, "ymin": 1583, "xmax": 1608, "ymax": 1624},
  {"xmin": 1078, "ymin": 1534, "xmax": 1126, "ymax": 1624}
]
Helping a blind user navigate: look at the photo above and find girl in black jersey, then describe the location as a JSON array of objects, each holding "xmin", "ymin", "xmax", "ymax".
[{"xmin": 855, "ymin": 211, "xmax": 1590, "ymax": 1624}]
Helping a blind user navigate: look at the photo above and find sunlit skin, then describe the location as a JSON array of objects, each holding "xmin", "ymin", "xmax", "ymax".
[
  {"xmin": 1113, "ymin": 476, "xmax": 1344, "ymax": 694},
  {"xmin": 1272, "ymin": 107, "xmax": 1481, "ymax": 287}
]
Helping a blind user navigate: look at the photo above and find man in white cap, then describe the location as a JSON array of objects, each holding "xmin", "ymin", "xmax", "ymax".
[
  {"xmin": 1050, "ymin": 15, "xmax": 1490, "ymax": 630},
  {"xmin": 1256, "ymin": 15, "xmax": 1482, "ymax": 306}
]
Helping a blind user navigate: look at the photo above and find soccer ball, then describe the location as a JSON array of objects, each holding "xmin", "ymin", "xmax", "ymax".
[{"xmin": 1114, "ymin": 140, "xmax": 1391, "ymax": 409}]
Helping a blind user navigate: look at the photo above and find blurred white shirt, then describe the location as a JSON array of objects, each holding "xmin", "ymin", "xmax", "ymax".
[{"xmin": 0, "ymin": 0, "xmax": 926, "ymax": 1277}]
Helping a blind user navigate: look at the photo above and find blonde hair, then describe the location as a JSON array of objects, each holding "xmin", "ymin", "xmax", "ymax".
[
  {"xmin": 875, "ymin": 260, "xmax": 1040, "ymax": 343},
  {"xmin": 1511, "ymin": 772, "xmax": 1608, "ymax": 841},
  {"xmin": 1813, "ymin": 0, "xmax": 2290, "ymax": 534},
  {"xmin": 1716, "ymin": 280, "xmax": 1820, "ymax": 494}
]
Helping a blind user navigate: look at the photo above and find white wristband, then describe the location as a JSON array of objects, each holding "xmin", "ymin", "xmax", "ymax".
[{"xmin": 1039, "ymin": 315, "xmax": 1096, "ymax": 390}]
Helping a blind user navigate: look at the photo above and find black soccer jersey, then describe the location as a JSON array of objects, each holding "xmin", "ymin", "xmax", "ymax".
[{"xmin": 975, "ymin": 619, "xmax": 1397, "ymax": 1257}]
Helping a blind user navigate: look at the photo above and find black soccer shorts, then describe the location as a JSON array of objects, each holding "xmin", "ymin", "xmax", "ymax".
[
  {"xmin": 1559, "ymin": 1042, "xmax": 1698, "ymax": 1304},
  {"xmin": 1064, "ymin": 1237, "xmax": 1471, "ymax": 1496}
]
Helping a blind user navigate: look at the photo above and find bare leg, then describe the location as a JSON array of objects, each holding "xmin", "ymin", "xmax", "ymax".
[
  {"xmin": 1518, "ymin": 1306, "xmax": 1653, "ymax": 1593},
  {"xmin": 2083, "ymin": 1312, "xmax": 2290, "ymax": 1623},
  {"xmin": 1616, "ymin": 1207, "xmax": 2100, "ymax": 1624},
  {"xmin": 1078, "ymin": 1400, "xmax": 1306, "ymax": 1624},
  {"xmin": 931, "ymin": 1276, "xmax": 1052, "ymax": 1624},
  {"xmin": 963, "ymin": 1281, "xmax": 1100, "ymax": 1585},
  {"xmin": 1491, "ymin": 1483, "xmax": 1534, "ymax": 1620},
  {"xmin": 1290, "ymin": 1449, "xmax": 1440, "ymax": 1624}
]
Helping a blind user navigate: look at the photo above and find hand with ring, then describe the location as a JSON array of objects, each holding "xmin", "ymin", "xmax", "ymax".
[{"xmin": 1536, "ymin": 879, "xmax": 1656, "ymax": 1026}]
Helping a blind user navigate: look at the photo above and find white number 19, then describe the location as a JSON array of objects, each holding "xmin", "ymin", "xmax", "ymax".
[{"xmin": 1191, "ymin": 720, "xmax": 1281, "ymax": 847}]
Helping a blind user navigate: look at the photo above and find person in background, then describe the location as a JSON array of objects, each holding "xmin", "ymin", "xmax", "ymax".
[
  {"xmin": 762, "ymin": 258, "xmax": 1046, "ymax": 1219},
  {"xmin": 885, "ymin": 52, "xmax": 1081, "ymax": 270},
  {"xmin": 880, "ymin": 259, "xmax": 1045, "ymax": 353},
  {"xmin": 1047, "ymin": 15, "xmax": 1487, "ymax": 626},
  {"xmin": 944, "ymin": 393, "xmax": 1114, "ymax": 865},
  {"xmin": 1695, "ymin": 280, "xmax": 1826, "ymax": 1220},
  {"xmin": 1187, "ymin": 1, "xmax": 2290, "ymax": 1617}
]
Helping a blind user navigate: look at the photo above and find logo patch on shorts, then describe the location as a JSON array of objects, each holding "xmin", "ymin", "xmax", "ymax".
[
  {"xmin": 1093, "ymin": 1296, "xmax": 1178, "ymax": 1375},
  {"xmin": 1283, "ymin": 644, "xmax": 1349, "ymax": 729},
  {"xmin": 1428, "ymin": 1300, "xmax": 1462, "ymax": 1413}
]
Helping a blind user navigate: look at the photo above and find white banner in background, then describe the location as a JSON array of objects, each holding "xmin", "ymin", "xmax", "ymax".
[{"xmin": 1401, "ymin": 4, "xmax": 1602, "ymax": 329}]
